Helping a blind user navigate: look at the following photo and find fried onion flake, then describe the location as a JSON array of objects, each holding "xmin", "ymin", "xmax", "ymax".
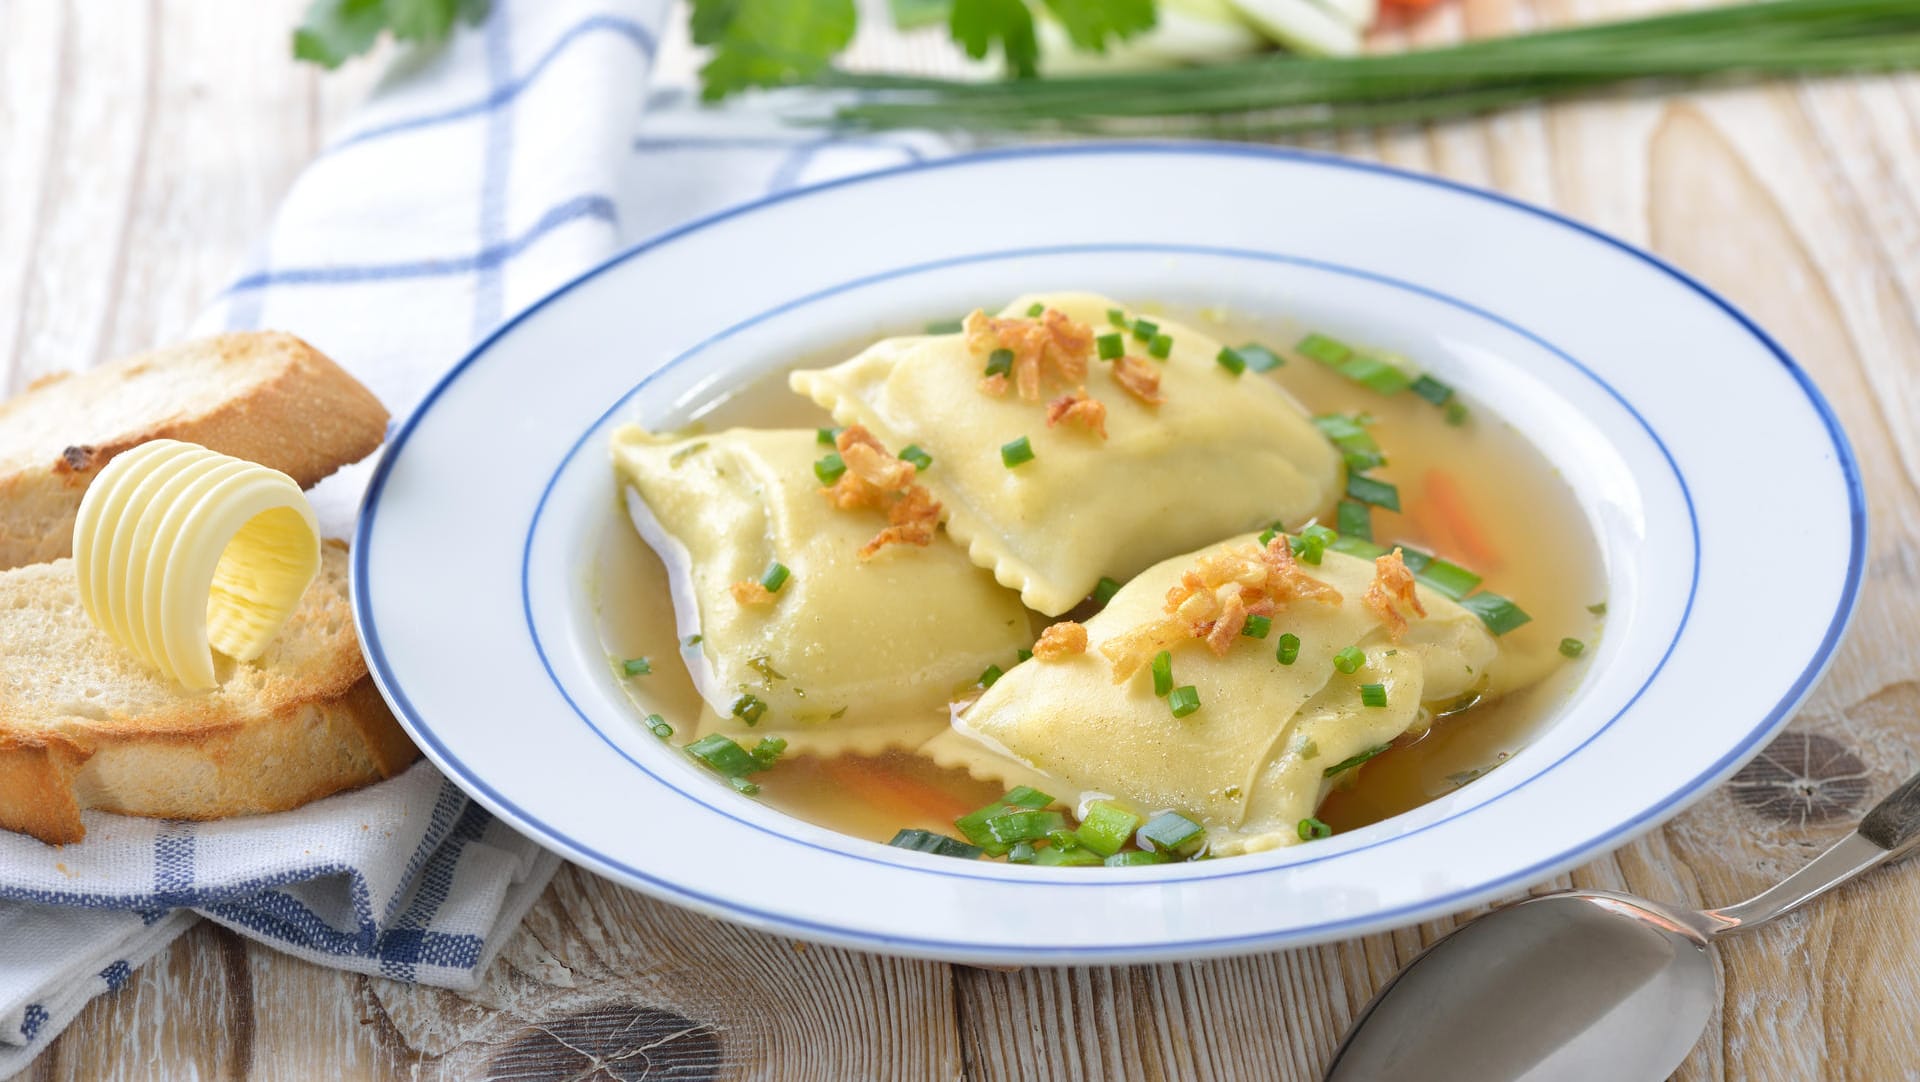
[
  {"xmin": 1365, "ymin": 547, "xmax": 1428, "ymax": 641},
  {"xmin": 818, "ymin": 424, "xmax": 944, "ymax": 558}
]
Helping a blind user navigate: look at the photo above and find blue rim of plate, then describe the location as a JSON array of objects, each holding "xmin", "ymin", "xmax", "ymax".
[{"xmin": 354, "ymin": 142, "xmax": 1866, "ymax": 957}]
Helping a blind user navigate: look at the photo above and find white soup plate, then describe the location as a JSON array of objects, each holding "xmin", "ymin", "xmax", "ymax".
[{"xmin": 353, "ymin": 144, "xmax": 1864, "ymax": 965}]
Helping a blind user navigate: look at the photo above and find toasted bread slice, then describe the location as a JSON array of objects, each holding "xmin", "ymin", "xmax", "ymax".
[
  {"xmin": 0, "ymin": 542, "xmax": 419, "ymax": 844},
  {"xmin": 0, "ymin": 332, "xmax": 388, "ymax": 570}
]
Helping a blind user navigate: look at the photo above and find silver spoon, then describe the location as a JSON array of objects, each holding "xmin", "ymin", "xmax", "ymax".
[{"xmin": 1325, "ymin": 767, "xmax": 1920, "ymax": 1081}]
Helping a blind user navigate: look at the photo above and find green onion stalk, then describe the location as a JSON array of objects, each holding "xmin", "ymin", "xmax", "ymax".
[{"xmin": 822, "ymin": 0, "xmax": 1920, "ymax": 136}]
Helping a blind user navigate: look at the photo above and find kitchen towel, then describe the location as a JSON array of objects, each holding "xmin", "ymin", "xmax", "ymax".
[{"xmin": 0, "ymin": 0, "xmax": 947, "ymax": 1069}]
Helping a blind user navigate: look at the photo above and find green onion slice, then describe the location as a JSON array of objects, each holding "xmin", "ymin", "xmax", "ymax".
[
  {"xmin": 816, "ymin": 426, "xmax": 840, "ymax": 445},
  {"xmin": 1105, "ymin": 850, "xmax": 1168, "ymax": 867},
  {"xmin": 985, "ymin": 347, "xmax": 1015, "ymax": 377},
  {"xmin": 1297, "ymin": 333, "xmax": 1354, "ymax": 366},
  {"xmin": 1236, "ymin": 343, "xmax": 1284, "ymax": 372},
  {"xmin": 1096, "ymin": 333, "xmax": 1124, "ymax": 361},
  {"xmin": 759, "ymin": 561, "xmax": 790, "ymax": 593},
  {"xmin": 899, "ymin": 444, "xmax": 933, "ymax": 471},
  {"xmin": 1276, "ymin": 632, "xmax": 1301, "ymax": 666},
  {"xmin": 888, "ymin": 829, "xmax": 982, "ymax": 859},
  {"xmin": 1215, "ymin": 346, "xmax": 1247, "ymax": 376},
  {"xmin": 1148, "ymin": 333, "xmax": 1173, "ymax": 360},
  {"xmin": 1026, "ymin": 302, "xmax": 1045, "ymax": 317},
  {"xmin": 1093, "ymin": 576, "xmax": 1122, "ymax": 606},
  {"xmin": 1132, "ymin": 318, "xmax": 1158, "ymax": 342},
  {"xmin": 1139, "ymin": 810, "xmax": 1205, "ymax": 853},
  {"xmin": 1336, "ymin": 500, "xmax": 1373, "ymax": 541},
  {"xmin": 1001, "ymin": 436, "xmax": 1035, "ymax": 468},
  {"xmin": 985, "ymin": 809, "xmax": 1067, "ymax": 846},
  {"xmin": 814, "ymin": 452, "xmax": 847, "ymax": 485},
  {"xmin": 1168, "ymin": 685, "xmax": 1201, "ymax": 718},
  {"xmin": 1410, "ymin": 374, "xmax": 1455, "ymax": 405},
  {"xmin": 1559, "ymin": 637, "xmax": 1586, "ymax": 658},
  {"xmin": 1033, "ymin": 845, "xmax": 1104, "ymax": 867},
  {"xmin": 688, "ymin": 734, "xmax": 757, "ymax": 777},
  {"xmin": 1151, "ymin": 650, "xmax": 1173, "ymax": 697},
  {"xmin": 926, "ymin": 318, "xmax": 963, "ymax": 334},
  {"xmin": 621, "ymin": 657, "xmax": 651, "ymax": 677},
  {"xmin": 1075, "ymin": 801, "xmax": 1143, "ymax": 856},
  {"xmin": 1322, "ymin": 743, "xmax": 1391, "ymax": 779},
  {"xmin": 644, "ymin": 714, "xmax": 673, "ymax": 739},
  {"xmin": 978, "ymin": 664, "xmax": 1004, "ymax": 688},
  {"xmin": 1461, "ymin": 592, "xmax": 1533, "ymax": 635},
  {"xmin": 730, "ymin": 693, "xmax": 767, "ymax": 726},
  {"xmin": 1333, "ymin": 646, "xmax": 1365, "ymax": 674},
  {"xmin": 1346, "ymin": 474, "xmax": 1401, "ymax": 512},
  {"xmin": 1242, "ymin": 614, "xmax": 1272, "ymax": 639},
  {"xmin": 1297, "ymin": 817, "xmax": 1334, "ymax": 841},
  {"xmin": 1360, "ymin": 683, "xmax": 1389, "ymax": 708}
]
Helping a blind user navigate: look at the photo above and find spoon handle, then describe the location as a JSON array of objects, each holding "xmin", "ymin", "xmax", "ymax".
[{"xmin": 1702, "ymin": 766, "xmax": 1920, "ymax": 936}]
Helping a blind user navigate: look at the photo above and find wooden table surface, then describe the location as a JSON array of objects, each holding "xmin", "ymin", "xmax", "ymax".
[{"xmin": 5, "ymin": 1, "xmax": 1920, "ymax": 1078}]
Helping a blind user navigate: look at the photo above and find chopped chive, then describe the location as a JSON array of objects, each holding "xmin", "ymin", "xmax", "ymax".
[
  {"xmin": 1016, "ymin": 648, "xmax": 1033, "ymax": 663},
  {"xmin": 1033, "ymin": 845, "xmax": 1104, "ymax": 867},
  {"xmin": 1276, "ymin": 632, "xmax": 1301, "ymax": 665},
  {"xmin": 1346, "ymin": 474, "xmax": 1402, "ymax": 512},
  {"xmin": 1026, "ymin": 302, "xmax": 1045, "ymax": 317},
  {"xmin": 1151, "ymin": 650, "xmax": 1173, "ymax": 697},
  {"xmin": 816, "ymin": 426, "xmax": 840, "ymax": 445},
  {"xmin": 985, "ymin": 808, "xmax": 1067, "ymax": 846},
  {"xmin": 1297, "ymin": 333, "xmax": 1354, "ymax": 366},
  {"xmin": 1588, "ymin": 601, "xmax": 1608, "ymax": 616},
  {"xmin": 1461, "ymin": 592, "xmax": 1533, "ymax": 635},
  {"xmin": 888, "ymin": 828, "xmax": 982, "ymax": 859},
  {"xmin": 1560, "ymin": 637, "xmax": 1586, "ymax": 658},
  {"xmin": 1214, "ymin": 347, "xmax": 1246, "ymax": 376},
  {"xmin": 1005, "ymin": 785, "xmax": 1054, "ymax": 808},
  {"xmin": 1105, "ymin": 850, "xmax": 1168, "ymax": 867},
  {"xmin": 1237, "ymin": 342, "xmax": 1284, "ymax": 372},
  {"xmin": 729, "ymin": 776, "xmax": 761, "ymax": 795},
  {"xmin": 1076, "ymin": 801, "xmax": 1144, "ymax": 856},
  {"xmin": 1139, "ymin": 810, "xmax": 1205, "ymax": 853},
  {"xmin": 1168, "ymin": 685, "xmax": 1201, "ymax": 718},
  {"xmin": 1297, "ymin": 816, "xmax": 1334, "ymax": 841},
  {"xmin": 1001, "ymin": 436, "xmax": 1035, "ymax": 468},
  {"xmin": 1323, "ymin": 743, "xmax": 1391, "ymax": 779},
  {"xmin": 978, "ymin": 664, "xmax": 1004, "ymax": 688},
  {"xmin": 1398, "ymin": 547, "xmax": 1433, "ymax": 573},
  {"xmin": 1360, "ymin": 683, "xmax": 1389, "ymax": 708},
  {"xmin": 1445, "ymin": 401, "xmax": 1470, "ymax": 426},
  {"xmin": 1291, "ymin": 524, "xmax": 1336, "ymax": 565},
  {"xmin": 683, "ymin": 634, "xmax": 703, "ymax": 647},
  {"xmin": 1107, "ymin": 307, "xmax": 1127, "ymax": 327},
  {"xmin": 814, "ymin": 452, "xmax": 847, "ymax": 485},
  {"xmin": 899, "ymin": 444, "xmax": 933, "ymax": 471},
  {"xmin": 1410, "ymin": 374, "xmax": 1455, "ymax": 405},
  {"xmin": 1336, "ymin": 500, "xmax": 1373, "ymax": 541},
  {"xmin": 1148, "ymin": 333, "xmax": 1173, "ymax": 360},
  {"xmin": 1047, "ymin": 828, "xmax": 1080, "ymax": 849},
  {"xmin": 644, "ymin": 714, "xmax": 673, "ymax": 739},
  {"xmin": 1258, "ymin": 520, "xmax": 1284, "ymax": 547},
  {"xmin": 1313, "ymin": 413, "xmax": 1385, "ymax": 472},
  {"xmin": 1096, "ymin": 333, "xmax": 1124, "ymax": 361},
  {"xmin": 985, "ymin": 348, "xmax": 1015, "ymax": 377},
  {"xmin": 1339, "ymin": 354, "xmax": 1414, "ymax": 395},
  {"xmin": 751, "ymin": 736, "xmax": 788, "ymax": 770},
  {"xmin": 1333, "ymin": 646, "xmax": 1365, "ymax": 674},
  {"xmin": 1007, "ymin": 841, "xmax": 1038, "ymax": 863},
  {"xmin": 1242, "ymin": 614, "xmax": 1273, "ymax": 639},
  {"xmin": 1131, "ymin": 318, "xmax": 1158, "ymax": 342},
  {"xmin": 1329, "ymin": 535, "xmax": 1389, "ymax": 560},
  {"xmin": 926, "ymin": 318, "xmax": 963, "ymax": 334},
  {"xmin": 730, "ymin": 693, "xmax": 767, "ymax": 726},
  {"xmin": 1093, "ymin": 576, "xmax": 1122, "ymax": 606},
  {"xmin": 687, "ymin": 734, "xmax": 757, "ymax": 777},
  {"xmin": 759, "ymin": 561, "xmax": 791, "ymax": 593},
  {"xmin": 1416, "ymin": 558, "xmax": 1482, "ymax": 600},
  {"xmin": 621, "ymin": 657, "xmax": 652, "ymax": 677}
]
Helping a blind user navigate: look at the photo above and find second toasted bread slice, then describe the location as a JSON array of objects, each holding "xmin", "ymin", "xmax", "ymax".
[
  {"xmin": 0, "ymin": 332, "xmax": 389, "ymax": 569},
  {"xmin": 0, "ymin": 543, "xmax": 419, "ymax": 844}
]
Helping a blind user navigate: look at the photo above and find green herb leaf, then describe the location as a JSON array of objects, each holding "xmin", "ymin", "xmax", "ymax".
[
  {"xmin": 950, "ymin": 0, "xmax": 1039, "ymax": 77},
  {"xmin": 1042, "ymin": 0, "xmax": 1156, "ymax": 52},
  {"xmin": 695, "ymin": 0, "xmax": 858, "ymax": 100}
]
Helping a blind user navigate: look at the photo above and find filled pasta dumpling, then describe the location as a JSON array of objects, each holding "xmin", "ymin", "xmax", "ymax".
[
  {"xmin": 933, "ymin": 534, "xmax": 1501, "ymax": 854},
  {"xmin": 612, "ymin": 426, "xmax": 1032, "ymax": 753},
  {"xmin": 790, "ymin": 292, "xmax": 1343, "ymax": 615}
]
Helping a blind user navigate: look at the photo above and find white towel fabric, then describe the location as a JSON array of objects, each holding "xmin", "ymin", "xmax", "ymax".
[{"xmin": 0, "ymin": 0, "xmax": 948, "ymax": 1070}]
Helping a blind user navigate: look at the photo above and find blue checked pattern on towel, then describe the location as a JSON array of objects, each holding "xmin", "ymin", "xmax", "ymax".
[{"xmin": 0, "ymin": 0, "xmax": 950, "ymax": 1070}]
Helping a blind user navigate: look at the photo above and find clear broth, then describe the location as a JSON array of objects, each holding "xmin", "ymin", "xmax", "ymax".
[{"xmin": 591, "ymin": 307, "xmax": 1606, "ymax": 847}]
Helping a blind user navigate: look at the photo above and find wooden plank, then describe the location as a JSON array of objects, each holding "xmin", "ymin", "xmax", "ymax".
[{"xmin": 8, "ymin": 1, "xmax": 1920, "ymax": 1079}]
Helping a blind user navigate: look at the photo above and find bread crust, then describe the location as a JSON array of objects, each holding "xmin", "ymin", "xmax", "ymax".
[{"xmin": 0, "ymin": 332, "xmax": 389, "ymax": 570}]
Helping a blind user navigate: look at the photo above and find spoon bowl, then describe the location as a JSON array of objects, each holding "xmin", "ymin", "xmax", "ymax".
[
  {"xmin": 1324, "ymin": 892, "xmax": 1716, "ymax": 1082},
  {"xmin": 1326, "ymin": 770, "xmax": 1920, "ymax": 1081}
]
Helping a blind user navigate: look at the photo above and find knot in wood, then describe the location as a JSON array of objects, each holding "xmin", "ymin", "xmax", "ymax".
[
  {"xmin": 1728, "ymin": 731, "xmax": 1868, "ymax": 826},
  {"xmin": 486, "ymin": 1005, "xmax": 722, "ymax": 1082}
]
